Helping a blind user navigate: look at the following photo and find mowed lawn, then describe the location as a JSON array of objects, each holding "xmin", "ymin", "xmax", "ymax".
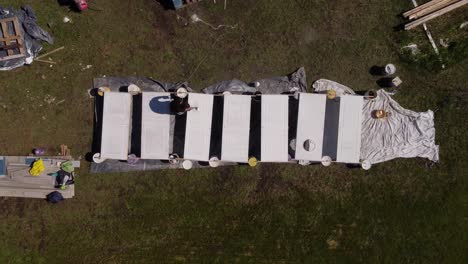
[{"xmin": 0, "ymin": 0, "xmax": 467, "ymax": 263}]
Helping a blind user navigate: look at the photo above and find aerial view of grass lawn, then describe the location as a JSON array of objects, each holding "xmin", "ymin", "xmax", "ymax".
[{"xmin": 0, "ymin": 0, "xmax": 467, "ymax": 262}]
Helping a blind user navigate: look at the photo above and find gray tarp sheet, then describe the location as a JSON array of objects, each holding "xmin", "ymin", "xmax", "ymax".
[
  {"xmin": 313, "ymin": 79, "xmax": 439, "ymax": 164},
  {"xmin": 0, "ymin": 6, "xmax": 53, "ymax": 70},
  {"xmin": 202, "ymin": 67, "xmax": 308, "ymax": 94}
]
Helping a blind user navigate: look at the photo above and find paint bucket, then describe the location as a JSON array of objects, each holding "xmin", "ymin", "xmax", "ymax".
[
  {"xmin": 176, "ymin": 87, "xmax": 188, "ymax": 98},
  {"xmin": 33, "ymin": 148, "xmax": 45, "ymax": 155},
  {"xmin": 248, "ymin": 157, "xmax": 258, "ymax": 167},
  {"xmin": 92, "ymin": 153, "xmax": 105, "ymax": 163},
  {"xmin": 169, "ymin": 154, "xmax": 180, "ymax": 164},
  {"xmin": 361, "ymin": 160, "xmax": 372, "ymax": 170},
  {"xmin": 384, "ymin": 64, "xmax": 396, "ymax": 75},
  {"xmin": 127, "ymin": 154, "xmax": 139, "ymax": 164},
  {"xmin": 209, "ymin": 157, "xmax": 220, "ymax": 168},
  {"xmin": 98, "ymin": 87, "xmax": 111, "ymax": 96},
  {"xmin": 321, "ymin": 156, "xmax": 332, "ymax": 166},
  {"xmin": 327, "ymin": 90, "xmax": 336, "ymax": 100},
  {"xmin": 364, "ymin": 90, "xmax": 377, "ymax": 100},
  {"xmin": 127, "ymin": 84, "xmax": 141, "ymax": 95},
  {"xmin": 373, "ymin": 110, "xmax": 388, "ymax": 119},
  {"xmin": 182, "ymin": 160, "xmax": 193, "ymax": 170}
]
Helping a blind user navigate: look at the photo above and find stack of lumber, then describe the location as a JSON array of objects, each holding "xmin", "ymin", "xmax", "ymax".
[
  {"xmin": 0, "ymin": 156, "xmax": 76, "ymax": 199},
  {"xmin": 404, "ymin": 0, "xmax": 468, "ymax": 30}
]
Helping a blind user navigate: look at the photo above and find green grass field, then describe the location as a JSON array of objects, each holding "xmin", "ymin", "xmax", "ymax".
[{"xmin": 0, "ymin": 0, "xmax": 467, "ymax": 263}]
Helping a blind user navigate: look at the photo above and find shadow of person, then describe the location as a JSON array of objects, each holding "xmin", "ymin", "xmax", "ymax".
[{"xmin": 149, "ymin": 96, "xmax": 172, "ymax": 114}]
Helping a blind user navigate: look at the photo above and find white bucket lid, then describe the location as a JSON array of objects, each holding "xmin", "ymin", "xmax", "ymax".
[
  {"xmin": 321, "ymin": 156, "xmax": 332, "ymax": 166},
  {"xmin": 182, "ymin": 160, "xmax": 193, "ymax": 170}
]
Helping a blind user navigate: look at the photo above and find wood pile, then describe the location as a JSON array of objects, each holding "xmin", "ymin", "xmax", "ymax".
[{"xmin": 404, "ymin": 0, "xmax": 468, "ymax": 30}]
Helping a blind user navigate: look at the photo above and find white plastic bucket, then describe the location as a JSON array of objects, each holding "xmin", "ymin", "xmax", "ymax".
[
  {"xmin": 321, "ymin": 156, "xmax": 332, "ymax": 166},
  {"xmin": 182, "ymin": 160, "xmax": 193, "ymax": 170},
  {"xmin": 385, "ymin": 64, "xmax": 396, "ymax": 75}
]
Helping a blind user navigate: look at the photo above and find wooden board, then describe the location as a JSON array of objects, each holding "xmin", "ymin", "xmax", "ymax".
[
  {"xmin": 221, "ymin": 95, "xmax": 251, "ymax": 163},
  {"xmin": 403, "ymin": 0, "xmax": 447, "ymax": 17},
  {"xmin": 409, "ymin": 0, "xmax": 459, "ymax": 19},
  {"xmin": 261, "ymin": 95, "xmax": 289, "ymax": 162},
  {"xmin": 295, "ymin": 93, "xmax": 327, "ymax": 161},
  {"xmin": 140, "ymin": 92, "xmax": 172, "ymax": 159},
  {"xmin": 0, "ymin": 17, "xmax": 26, "ymax": 61},
  {"xmin": 100, "ymin": 92, "xmax": 133, "ymax": 160},
  {"xmin": 405, "ymin": 0, "xmax": 468, "ymax": 30},
  {"xmin": 184, "ymin": 94, "xmax": 214, "ymax": 161},
  {"xmin": 336, "ymin": 96, "xmax": 364, "ymax": 163}
]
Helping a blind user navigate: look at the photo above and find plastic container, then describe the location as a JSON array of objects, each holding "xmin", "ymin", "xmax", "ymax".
[
  {"xmin": 321, "ymin": 156, "xmax": 332, "ymax": 166},
  {"xmin": 182, "ymin": 160, "xmax": 193, "ymax": 170}
]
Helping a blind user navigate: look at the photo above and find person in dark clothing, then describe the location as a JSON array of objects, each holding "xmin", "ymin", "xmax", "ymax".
[{"xmin": 171, "ymin": 96, "xmax": 197, "ymax": 114}]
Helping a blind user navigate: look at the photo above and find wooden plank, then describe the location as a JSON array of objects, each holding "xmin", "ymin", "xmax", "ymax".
[
  {"xmin": 403, "ymin": 0, "xmax": 446, "ymax": 17},
  {"xmin": 0, "ymin": 21, "xmax": 13, "ymax": 56},
  {"xmin": 140, "ymin": 92, "xmax": 172, "ymax": 159},
  {"xmin": 100, "ymin": 92, "xmax": 133, "ymax": 160},
  {"xmin": 261, "ymin": 95, "xmax": 289, "ymax": 162},
  {"xmin": 336, "ymin": 96, "xmax": 364, "ymax": 163},
  {"xmin": 295, "ymin": 93, "xmax": 327, "ymax": 162},
  {"xmin": 0, "ymin": 53, "xmax": 25, "ymax": 61},
  {"xmin": 409, "ymin": 0, "xmax": 459, "ymax": 19},
  {"xmin": 12, "ymin": 17, "xmax": 25, "ymax": 55},
  {"xmin": 184, "ymin": 94, "xmax": 214, "ymax": 161},
  {"xmin": 221, "ymin": 95, "xmax": 251, "ymax": 163},
  {"xmin": 405, "ymin": 0, "xmax": 468, "ymax": 30}
]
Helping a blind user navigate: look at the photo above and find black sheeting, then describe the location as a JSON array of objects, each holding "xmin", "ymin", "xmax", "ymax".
[
  {"xmin": 322, "ymin": 98, "xmax": 341, "ymax": 160},
  {"xmin": 209, "ymin": 96, "xmax": 224, "ymax": 159}
]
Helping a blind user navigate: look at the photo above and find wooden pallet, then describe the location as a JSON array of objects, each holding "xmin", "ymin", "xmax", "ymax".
[{"xmin": 0, "ymin": 17, "xmax": 26, "ymax": 61}]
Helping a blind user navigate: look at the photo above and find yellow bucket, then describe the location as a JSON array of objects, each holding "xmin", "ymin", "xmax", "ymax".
[
  {"xmin": 248, "ymin": 157, "xmax": 258, "ymax": 167},
  {"xmin": 327, "ymin": 90, "xmax": 336, "ymax": 99}
]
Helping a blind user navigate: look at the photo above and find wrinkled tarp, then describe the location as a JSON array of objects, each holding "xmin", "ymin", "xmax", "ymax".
[
  {"xmin": 361, "ymin": 90, "xmax": 439, "ymax": 163},
  {"xmin": 93, "ymin": 77, "xmax": 193, "ymax": 93},
  {"xmin": 312, "ymin": 79, "xmax": 356, "ymax": 96},
  {"xmin": 313, "ymin": 79, "xmax": 439, "ymax": 164},
  {"xmin": 202, "ymin": 67, "xmax": 307, "ymax": 94},
  {"xmin": 0, "ymin": 6, "xmax": 53, "ymax": 70}
]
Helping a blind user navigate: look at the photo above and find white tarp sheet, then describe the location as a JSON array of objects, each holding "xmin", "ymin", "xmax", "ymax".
[
  {"xmin": 361, "ymin": 90, "xmax": 439, "ymax": 163},
  {"xmin": 313, "ymin": 79, "xmax": 439, "ymax": 164}
]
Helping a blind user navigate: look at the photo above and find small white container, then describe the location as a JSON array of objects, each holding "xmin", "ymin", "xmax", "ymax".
[
  {"xmin": 182, "ymin": 160, "xmax": 193, "ymax": 170},
  {"xmin": 321, "ymin": 156, "xmax": 332, "ymax": 167},
  {"xmin": 209, "ymin": 157, "xmax": 220, "ymax": 168},
  {"xmin": 385, "ymin": 64, "xmax": 396, "ymax": 75},
  {"xmin": 361, "ymin": 160, "xmax": 372, "ymax": 170}
]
